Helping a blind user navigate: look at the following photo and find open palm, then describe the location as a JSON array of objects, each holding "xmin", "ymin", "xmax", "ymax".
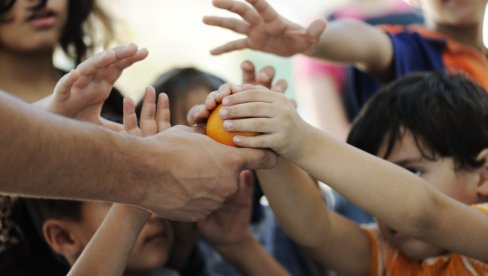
[{"xmin": 204, "ymin": 0, "xmax": 326, "ymax": 56}]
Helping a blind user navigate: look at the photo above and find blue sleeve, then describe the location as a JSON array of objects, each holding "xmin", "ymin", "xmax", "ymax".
[{"xmin": 344, "ymin": 29, "xmax": 446, "ymax": 119}]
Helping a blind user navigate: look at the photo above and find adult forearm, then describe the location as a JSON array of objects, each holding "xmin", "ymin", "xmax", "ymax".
[{"xmin": 0, "ymin": 92, "xmax": 141, "ymax": 203}]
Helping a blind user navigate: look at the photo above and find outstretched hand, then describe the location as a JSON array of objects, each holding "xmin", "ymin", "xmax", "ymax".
[
  {"xmin": 203, "ymin": 0, "xmax": 326, "ymax": 56},
  {"xmin": 123, "ymin": 86, "xmax": 171, "ymax": 136},
  {"xmin": 37, "ymin": 43, "xmax": 148, "ymax": 131},
  {"xmin": 187, "ymin": 60, "xmax": 288, "ymax": 127}
]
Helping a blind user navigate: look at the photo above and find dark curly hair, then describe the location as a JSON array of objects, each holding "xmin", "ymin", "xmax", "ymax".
[
  {"xmin": 0, "ymin": 0, "xmax": 115, "ymax": 64},
  {"xmin": 347, "ymin": 71, "xmax": 488, "ymax": 170}
]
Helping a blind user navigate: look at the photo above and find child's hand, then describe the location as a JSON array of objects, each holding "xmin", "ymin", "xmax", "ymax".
[
  {"xmin": 197, "ymin": 170, "xmax": 254, "ymax": 247},
  {"xmin": 186, "ymin": 61, "xmax": 287, "ymax": 128},
  {"xmin": 203, "ymin": 0, "xmax": 326, "ymax": 56},
  {"xmin": 241, "ymin": 60, "xmax": 287, "ymax": 92},
  {"xmin": 123, "ymin": 87, "xmax": 171, "ymax": 136},
  {"xmin": 37, "ymin": 44, "xmax": 148, "ymax": 131},
  {"xmin": 219, "ymin": 85, "xmax": 307, "ymax": 159}
]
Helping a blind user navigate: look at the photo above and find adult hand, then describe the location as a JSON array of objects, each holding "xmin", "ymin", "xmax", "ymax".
[
  {"xmin": 203, "ymin": 0, "xmax": 326, "ymax": 56},
  {"xmin": 136, "ymin": 125, "xmax": 276, "ymax": 221}
]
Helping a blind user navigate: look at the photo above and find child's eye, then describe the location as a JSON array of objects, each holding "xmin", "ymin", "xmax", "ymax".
[{"xmin": 406, "ymin": 167, "xmax": 422, "ymax": 177}]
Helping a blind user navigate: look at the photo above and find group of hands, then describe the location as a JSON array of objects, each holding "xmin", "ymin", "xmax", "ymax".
[
  {"xmin": 33, "ymin": 42, "xmax": 290, "ymax": 246},
  {"xmin": 35, "ymin": 0, "xmax": 327, "ymax": 230}
]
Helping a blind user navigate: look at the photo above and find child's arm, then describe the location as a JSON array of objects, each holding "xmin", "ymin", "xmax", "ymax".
[
  {"xmin": 68, "ymin": 205, "xmax": 151, "ymax": 276},
  {"xmin": 68, "ymin": 87, "xmax": 171, "ymax": 276},
  {"xmin": 35, "ymin": 43, "xmax": 148, "ymax": 131},
  {"xmin": 198, "ymin": 171, "xmax": 290, "ymax": 276},
  {"xmin": 204, "ymin": 0, "xmax": 392, "ymax": 78},
  {"xmin": 221, "ymin": 86, "xmax": 488, "ymax": 261}
]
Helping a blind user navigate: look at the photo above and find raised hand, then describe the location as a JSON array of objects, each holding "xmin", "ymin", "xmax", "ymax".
[
  {"xmin": 123, "ymin": 86, "xmax": 171, "ymax": 136},
  {"xmin": 37, "ymin": 43, "xmax": 148, "ymax": 130},
  {"xmin": 203, "ymin": 0, "xmax": 326, "ymax": 56}
]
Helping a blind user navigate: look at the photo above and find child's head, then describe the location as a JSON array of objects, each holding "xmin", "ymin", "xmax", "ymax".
[
  {"xmin": 347, "ymin": 71, "xmax": 488, "ymax": 259},
  {"xmin": 136, "ymin": 67, "xmax": 225, "ymax": 125},
  {"xmin": 0, "ymin": 0, "xmax": 114, "ymax": 64},
  {"xmin": 25, "ymin": 199, "xmax": 174, "ymax": 273}
]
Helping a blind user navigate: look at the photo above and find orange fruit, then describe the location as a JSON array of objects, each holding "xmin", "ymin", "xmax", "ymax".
[{"xmin": 206, "ymin": 103, "xmax": 257, "ymax": 147}]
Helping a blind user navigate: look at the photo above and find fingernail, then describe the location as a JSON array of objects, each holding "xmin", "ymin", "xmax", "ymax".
[{"xmin": 222, "ymin": 98, "xmax": 230, "ymax": 105}]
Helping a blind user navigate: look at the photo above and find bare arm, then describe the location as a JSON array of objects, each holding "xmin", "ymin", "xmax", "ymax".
[
  {"xmin": 68, "ymin": 205, "xmax": 150, "ymax": 276},
  {"xmin": 0, "ymin": 91, "xmax": 277, "ymax": 221},
  {"xmin": 256, "ymin": 159, "xmax": 371, "ymax": 275},
  {"xmin": 204, "ymin": 0, "xmax": 392, "ymax": 77},
  {"xmin": 221, "ymin": 87, "xmax": 488, "ymax": 260},
  {"xmin": 198, "ymin": 171, "xmax": 289, "ymax": 276}
]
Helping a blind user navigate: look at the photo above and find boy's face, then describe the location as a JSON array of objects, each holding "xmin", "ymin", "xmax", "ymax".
[
  {"xmin": 0, "ymin": 0, "xmax": 68, "ymax": 52},
  {"xmin": 74, "ymin": 202, "xmax": 174, "ymax": 272},
  {"xmin": 376, "ymin": 130, "xmax": 483, "ymax": 260},
  {"xmin": 174, "ymin": 86, "xmax": 211, "ymax": 126},
  {"xmin": 418, "ymin": 0, "xmax": 487, "ymax": 26}
]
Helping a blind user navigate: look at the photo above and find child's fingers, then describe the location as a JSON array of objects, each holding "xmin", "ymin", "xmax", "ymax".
[
  {"xmin": 220, "ymin": 102, "xmax": 276, "ymax": 121},
  {"xmin": 241, "ymin": 60, "xmax": 256, "ymax": 84},
  {"xmin": 139, "ymin": 87, "xmax": 158, "ymax": 136},
  {"xmin": 53, "ymin": 69, "xmax": 79, "ymax": 102},
  {"xmin": 123, "ymin": 96, "xmax": 140, "ymax": 135},
  {"xmin": 209, "ymin": 38, "xmax": 248, "ymax": 56},
  {"xmin": 213, "ymin": 0, "xmax": 261, "ymax": 25},
  {"xmin": 271, "ymin": 79, "xmax": 288, "ymax": 93},
  {"xmin": 156, "ymin": 93, "xmax": 171, "ymax": 131},
  {"xmin": 205, "ymin": 90, "xmax": 220, "ymax": 110},
  {"xmin": 245, "ymin": 0, "xmax": 280, "ymax": 23},
  {"xmin": 223, "ymin": 117, "xmax": 278, "ymax": 135},
  {"xmin": 114, "ymin": 48, "xmax": 149, "ymax": 70},
  {"xmin": 112, "ymin": 43, "xmax": 138, "ymax": 60},
  {"xmin": 256, "ymin": 66, "xmax": 275, "ymax": 88},
  {"xmin": 140, "ymin": 87, "xmax": 157, "ymax": 123},
  {"xmin": 187, "ymin": 104, "xmax": 209, "ymax": 126},
  {"xmin": 76, "ymin": 49, "xmax": 116, "ymax": 76},
  {"xmin": 306, "ymin": 18, "xmax": 327, "ymax": 39},
  {"xmin": 233, "ymin": 132, "xmax": 275, "ymax": 149},
  {"xmin": 221, "ymin": 88, "xmax": 277, "ymax": 106}
]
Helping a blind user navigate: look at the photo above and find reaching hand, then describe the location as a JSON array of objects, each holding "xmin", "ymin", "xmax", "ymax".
[
  {"xmin": 38, "ymin": 43, "xmax": 148, "ymax": 131},
  {"xmin": 197, "ymin": 170, "xmax": 255, "ymax": 246},
  {"xmin": 123, "ymin": 86, "xmax": 171, "ymax": 136},
  {"xmin": 218, "ymin": 85, "xmax": 306, "ymax": 159},
  {"xmin": 186, "ymin": 60, "xmax": 288, "ymax": 127},
  {"xmin": 203, "ymin": 0, "xmax": 326, "ymax": 56}
]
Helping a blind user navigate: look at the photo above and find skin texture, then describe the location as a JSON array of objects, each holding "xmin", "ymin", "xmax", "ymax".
[
  {"xmin": 191, "ymin": 83, "xmax": 488, "ymax": 274},
  {"xmin": 0, "ymin": 45, "xmax": 277, "ymax": 221}
]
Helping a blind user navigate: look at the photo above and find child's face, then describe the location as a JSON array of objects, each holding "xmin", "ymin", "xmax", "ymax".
[
  {"xmin": 376, "ymin": 130, "xmax": 482, "ymax": 260},
  {"xmin": 75, "ymin": 202, "xmax": 174, "ymax": 272},
  {"xmin": 418, "ymin": 0, "xmax": 487, "ymax": 26},
  {"xmin": 0, "ymin": 0, "xmax": 68, "ymax": 52}
]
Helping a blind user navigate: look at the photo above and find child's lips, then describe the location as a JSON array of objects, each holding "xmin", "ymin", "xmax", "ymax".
[
  {"xmin": 26, "ymin": 9, "xmax": 57, "ymax": 28},
  {"xmin": 144, "ymin": 230, "xmax": 167, "ymax": 244}
]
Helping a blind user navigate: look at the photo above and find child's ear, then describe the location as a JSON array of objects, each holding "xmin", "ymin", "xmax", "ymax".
[
  {"xmin": 476, "ymin": 149, "xmax": 488, "ymax": 196},
  {"xmin": 42, "ymin": 219, "xmax": 84, "ymax": 265}
]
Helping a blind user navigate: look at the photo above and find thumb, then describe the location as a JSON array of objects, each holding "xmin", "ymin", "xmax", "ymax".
[{"xmin": 306, "ymin": 18, "xmax": 327, "ymax": 39}]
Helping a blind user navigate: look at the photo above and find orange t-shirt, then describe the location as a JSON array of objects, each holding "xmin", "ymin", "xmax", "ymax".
[{"xmin": 362, "ymin": 204, "xmax": 488, "ymax": 275}]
